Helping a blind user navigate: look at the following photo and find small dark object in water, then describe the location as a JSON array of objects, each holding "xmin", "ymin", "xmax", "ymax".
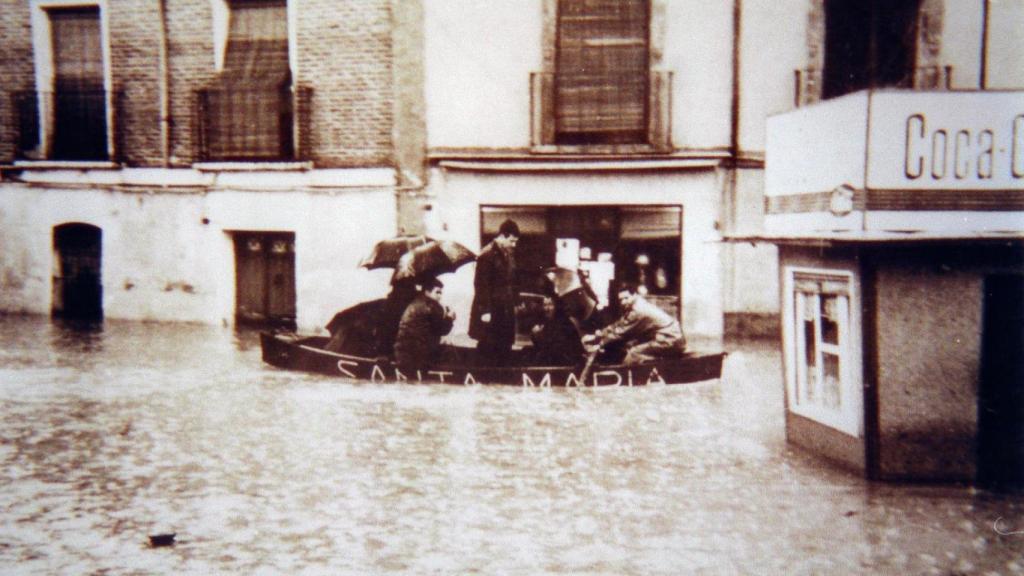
[{"xmin": 149, "ymin": 533, "xmax": 176, "ymax": 547}]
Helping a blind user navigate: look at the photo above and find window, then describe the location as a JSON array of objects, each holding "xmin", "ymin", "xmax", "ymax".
[
  {"xmin": 785, "ymin": 268, "xmax": 861, "ymax": 435},
  {"xmin": 822, "ymin": 0, "xmax": 921, "ymax": 98},
  {"xmin": 532, "ymin": 0, "xmax": 670, "ymax": 149},
  {"xmin": 20, "ymin": 4, "xmax": 111, "ymax": 161},
  {"xmin": 555, "ymin": 0, "xmax": 649, "ymax": 145},
  {"xmin": 198, "ymin": 0, "xmax": 296, "ymax": 161},
  {"xmin": 481, "ymin": 205, "xmax": 682, "ymax": 335}
]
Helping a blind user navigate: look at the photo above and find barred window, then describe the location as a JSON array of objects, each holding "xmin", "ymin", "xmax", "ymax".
[
  {"xmin": 47, "ymin": 6, "xmax": 108, "ymax": 160},
  {"xmin": 203, "ymin": 0, "xmax": 293, "ymax": 160}
]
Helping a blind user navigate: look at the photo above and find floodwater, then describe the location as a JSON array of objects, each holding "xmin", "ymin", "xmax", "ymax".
[{"xmin": 0, "ymin": 316, "xmax": 1021, "ymax": 575}]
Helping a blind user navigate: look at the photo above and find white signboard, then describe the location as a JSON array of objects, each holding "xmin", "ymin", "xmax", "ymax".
[{"xmin": 867, "ymin": 91, "xmax": 1024, "ymax": 190}]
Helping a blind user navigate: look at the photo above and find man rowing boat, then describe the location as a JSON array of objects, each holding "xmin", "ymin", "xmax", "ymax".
[{"xmin": 583, "ymin": 282, "xmax": 686, "ymax": 366}]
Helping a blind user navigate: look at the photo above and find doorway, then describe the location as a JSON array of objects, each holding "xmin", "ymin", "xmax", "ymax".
[
  {"xmin": 52, "ymin": 223, "xmax": 103, "ymax": 320},
  {"xmin": 978, "ymin": 275, "xmax": 1024, "ymax": 489},
  {"xmin": 232, "ymin": 231, "xmax": 296, "ymax": 329}
]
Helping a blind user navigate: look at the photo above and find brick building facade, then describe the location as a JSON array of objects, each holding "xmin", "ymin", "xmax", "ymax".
[{"xmin": 0, "ymin": 0, "xmax": 416, "ymax": 330}]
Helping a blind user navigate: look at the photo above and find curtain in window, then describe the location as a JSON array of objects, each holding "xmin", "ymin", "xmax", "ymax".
[
  {"xmin": 51, "ymin": 7, "xmax": 104, "ymax": 89},
  {"xmin": 48, "ymin": 7, "xmax": 107, "ymax": 160},
  {"xmin": 555, "ymin": 0, "xmax": 649, "ymax": 144},
  {"xmin": 207, "ymin": 0, "xmax": 291, "ymax": 159},
  {"xmin": 223, "ymin": 0, "xmax": 289, "ymax": 82}
]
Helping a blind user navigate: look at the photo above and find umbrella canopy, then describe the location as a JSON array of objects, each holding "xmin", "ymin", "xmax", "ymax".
[
  {"xmin": 545, "ymin": 266, "xmax": 599, "ymax": 323},
  {"xmin": 359, "ymin": 235, "xmax": 434, "ymax": 269},
  {"xmin": 392, "ymin": 240, "xmax": 477, "ymax": 281}
]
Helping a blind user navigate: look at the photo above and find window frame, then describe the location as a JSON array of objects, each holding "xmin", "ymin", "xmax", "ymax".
[
  {"xmin": 29, "ymin": 0, "xmax": 114, "ymax": 162},
  {"xmin": 783, "ymin": 266, "xmax": 863, "ymax": 436},
  {"xmin": 553, "ymin": 0, "xmax": 651, "ymax": 146},
  {"xmin": 534, "ymin": 0, "xmax": 670, "ymax": 153}
]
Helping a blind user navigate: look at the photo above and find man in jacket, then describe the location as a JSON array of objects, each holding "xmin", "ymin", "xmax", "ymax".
[
  {"xmin": 394, "ymin": 277, "xmax": 455, "ymax": 371},
  {"xmin": 469, "ymin": 219, "xmax": 520, "ymax": 365},
  {"xmin": 583, "ymin": 282, "xmax": 687, "ymax": 366}
]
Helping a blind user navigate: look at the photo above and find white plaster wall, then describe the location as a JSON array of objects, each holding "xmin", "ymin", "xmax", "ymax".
[
  {"xmin": 737, "ymin": 0, "xmax": 808, "ymax": 153},
  {"xmin": 984, "ymin": 0, "xmax": 1024, "ymax": 89},
  {"xmin": 0, "ymin": 183, "xmax": 396, "ymax": 332},
  {"xmin": 424, "ymin": 0, "xmax": 544, "ymax": 148},
  {"xmin": 423, "ymin": 0, "xmax": 735, "ymax": 151},
  {"xmin": 662, "ymin": 0, "xmax": 734, "ymax": 150},
  {"xmin": 429, "ymin": 168, "xmax": 724, "ymax": 339},
  {"xmin": 765, "ymin": 91, "xmax": 870, "ymax": 197},
  {"xmin": 724, "ymin": 168, "xmax": 778, "ymax": 314},
  {"xmin": 942, "ymin": 0, "xmax": 985, "ymax": 89}
]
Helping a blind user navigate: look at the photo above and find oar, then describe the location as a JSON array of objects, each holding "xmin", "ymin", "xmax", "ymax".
[{"xmin": 578, "ymin": 345, "xmax": 601, "ymax": 386}]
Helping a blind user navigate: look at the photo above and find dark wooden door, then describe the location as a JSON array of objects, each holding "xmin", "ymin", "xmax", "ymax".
[
  {"xmin": 233, "ymin": 232, "xmax": 296, "ymax": 328},
  {"xmin": 978, "ymin": 275, "xmax": 1024, "ymax": 489}
]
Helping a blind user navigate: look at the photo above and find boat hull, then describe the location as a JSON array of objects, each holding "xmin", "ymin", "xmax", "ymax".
[{"xmin": 260, "ymin": 333, "xmax": 725, "ymax": 387}]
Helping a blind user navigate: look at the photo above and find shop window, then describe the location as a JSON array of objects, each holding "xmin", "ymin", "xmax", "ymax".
[
  {"xmin": 481, "ymin": 205, "xmax": 682, "ymax": 335},
  {"xmin": 786, "ymin": 269, "xmax": 861, "ymax": 435}
]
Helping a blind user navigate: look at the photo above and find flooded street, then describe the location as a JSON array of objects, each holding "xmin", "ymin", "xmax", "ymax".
[{"xmin": 0, "ymin": 315, "xmax": 1021, "ymax": 575}]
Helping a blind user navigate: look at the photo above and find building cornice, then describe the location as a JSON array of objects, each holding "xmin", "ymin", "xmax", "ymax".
[
  {"xmin": 725, "ymin": 231, "xmax": 1024, "ymax": 247},
  {"xmin": 437, "ymin": 158, "xmax": 725, "ymax": 173},
  {"xmin": 0, "ymin": 165, "xmax": 398, "ymax": 191},
  {"xmin": 428, "ymin": 147, "xmax": 731, "ymax": 161}
]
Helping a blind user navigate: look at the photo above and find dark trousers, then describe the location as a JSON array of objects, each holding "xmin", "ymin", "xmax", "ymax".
[{"xmin": 476, "ymin": 331, "xmax": 514, "ymax": 366}]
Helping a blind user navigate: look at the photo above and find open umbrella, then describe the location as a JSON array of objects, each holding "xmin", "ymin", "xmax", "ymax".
[
  {"xmin": 359, "ymin": 235, "xmax": 434, "ymax": 269},
  {"xmin": 392, "ymin": 240, "xmax": 477, "ymax": 281}
]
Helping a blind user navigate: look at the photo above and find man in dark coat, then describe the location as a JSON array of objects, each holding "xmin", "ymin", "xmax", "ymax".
[
  {"xmin": 469, "ymin": 219, "xmax": 520, "ymax": 365},
  {"xmin": 394, "ymin": 277, "xmax": 455, "ymax": 371},
  {"xmin": 530, "ymin": 295, "xmax": 586, "ymax": 366}
]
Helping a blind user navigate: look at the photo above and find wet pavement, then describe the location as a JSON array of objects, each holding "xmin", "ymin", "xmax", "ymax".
[{"xmin": 0, "ymin": 315, "xmax": 1021, "ymax": 575}]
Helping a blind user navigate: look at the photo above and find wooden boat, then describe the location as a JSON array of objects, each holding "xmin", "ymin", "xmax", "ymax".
[{"xmin": 260, "ymin": 332, "xmax": 725, "ymax": 387}]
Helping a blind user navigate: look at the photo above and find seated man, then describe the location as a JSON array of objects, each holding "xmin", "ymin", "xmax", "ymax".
[
  {"xmin": 582, "ymin": 283, "xmax": 686, "ymax": 366},
  {"xmin": 530, "ymin": 295, "xmax": 586, "ymax": 366},
  {"xmin": 394, "ymin": 277, "xmax": 455, "ymax": 371}
]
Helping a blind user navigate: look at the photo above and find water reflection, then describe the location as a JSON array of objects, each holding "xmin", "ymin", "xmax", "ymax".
[{"xmin": 0, "ymin": 315, "xmax": 1020, "ymax": 574}]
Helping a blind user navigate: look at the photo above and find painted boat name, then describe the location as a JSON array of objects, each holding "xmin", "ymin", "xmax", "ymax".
[{"xmin": 336, "ymin": 359, "xmax": 667, "ymax": 387}]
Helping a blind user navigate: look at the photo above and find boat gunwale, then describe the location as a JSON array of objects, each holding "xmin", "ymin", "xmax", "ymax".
[{"xmin": 275, "ymin": 333, "xmax": 725, "ymax": 378}]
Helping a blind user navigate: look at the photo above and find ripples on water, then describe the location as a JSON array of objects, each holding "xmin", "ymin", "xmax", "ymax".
[{"xmin": 0, "ymin": 315, "xmax": 1021, "ymax": 575}]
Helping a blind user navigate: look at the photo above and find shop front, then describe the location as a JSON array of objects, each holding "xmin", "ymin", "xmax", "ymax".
[{"xmin": 430, "ymin": 161, "xmax": 724, "ymax": 340}]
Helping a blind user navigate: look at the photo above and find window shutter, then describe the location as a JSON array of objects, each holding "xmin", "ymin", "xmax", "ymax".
[{"xmin": 555, "ymin": 0, "xmax": 649, "ymax": 144}]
